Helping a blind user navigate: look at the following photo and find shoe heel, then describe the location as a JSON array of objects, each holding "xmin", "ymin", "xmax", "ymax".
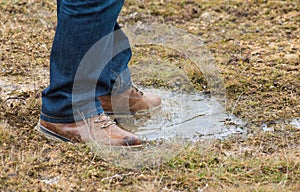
[{"xmin": 35, "ymin": 120, "xmax": 71, "ymax": 143}]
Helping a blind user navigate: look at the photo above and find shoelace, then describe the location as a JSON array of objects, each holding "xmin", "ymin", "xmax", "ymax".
[
  {"xmin": 94, "ymin": 113, "xmax": 116, "ymax": 129},
  {"xmin": 131, "ymin": 85, "xmax": 144, "ymax": 96}
]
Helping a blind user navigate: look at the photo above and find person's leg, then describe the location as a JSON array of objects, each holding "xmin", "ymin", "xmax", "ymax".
[
  {"xmin": 97, "ymin": 23, "xmax": 132, "ymax": 96},
  {"xmin": 41, "ymin": 0, "xmax": 127, "ymax": 123},
  {"xmin": 38, "ymin": 0, "xmax": 141, "ymax": 146}
]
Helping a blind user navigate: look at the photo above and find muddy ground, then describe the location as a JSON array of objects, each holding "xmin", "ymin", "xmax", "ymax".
[{"xmin": 1, "ymin": 0, "xmax": 300, "ymax": 191}]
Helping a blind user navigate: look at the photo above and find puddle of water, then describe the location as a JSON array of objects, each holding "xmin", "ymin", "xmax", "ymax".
[
  {"xmin": 0, "ymin": 69, "xmax": 48, "ymax": 101},
  {"xmin": 262, "ymin": 118, "xmax": 300, "ymax": 131},
  {"xmin": 291, "ymin": 118, "xmax": 300, "ymax": 129},
  {"xmin": 115, "ymin": 88, "xmax": 246, "ymax": 141},
  {"xmin": 262, "ymin": 123, "xmax": 275, "ymax": 132},
  {"xmin": 95, "ymin": 87, "xmax": 245, "ymax": 169},
  {"xmin": 0, "ymin": 78, "xmax": 20, "ymax": 95},
  {"xmin": 0, "ymin": 77, "xmax": 34, "ymax": 104}
]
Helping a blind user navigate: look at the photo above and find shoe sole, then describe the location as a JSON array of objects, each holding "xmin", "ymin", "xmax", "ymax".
[{"xmin": 34, "ymin": 120, "xmax": 72, "ymax": 143}]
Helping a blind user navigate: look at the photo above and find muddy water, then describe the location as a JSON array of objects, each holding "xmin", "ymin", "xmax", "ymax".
[
  {"xmin": 0, "ymin": 78, "xmax": 20, "ymax": 95},
  {"xmin": 291, "ymin": 118, "xmax": 300, "ymax": 129},
  {"xmin": 0, "ymin": 69, "xmax": 48, "ymax": 101},
  {"xmin": 115, "ymin": 88, "xmax": 245, "ymax": 141}
]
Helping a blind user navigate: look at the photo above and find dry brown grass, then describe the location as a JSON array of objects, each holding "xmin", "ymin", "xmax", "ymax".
[{"xmin": 1, "ymin": 0, "xmax": 299, "ymax": 191}]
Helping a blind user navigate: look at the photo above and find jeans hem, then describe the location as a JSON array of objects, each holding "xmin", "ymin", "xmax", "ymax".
[
  {"xmin": 40, "ymin": 108, "xmax": 104, "ymax": 123},
  {"xmin": 110, "ymin": 80, "xmax": 132, "ymax": 96}
]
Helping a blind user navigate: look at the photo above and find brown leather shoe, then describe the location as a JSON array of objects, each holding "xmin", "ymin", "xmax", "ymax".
[
  {"xmin": 98, "ymin": 85, "xmax": 161, "ymax": 114},
  {"xmin": 35, "ymin": 113, "xmax": 142, "ymax": 146}
]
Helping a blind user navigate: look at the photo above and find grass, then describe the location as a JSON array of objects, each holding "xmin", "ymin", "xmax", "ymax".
[{"xmin": 1, "ymin": 0, "xmax": 300, "ymax": 191}]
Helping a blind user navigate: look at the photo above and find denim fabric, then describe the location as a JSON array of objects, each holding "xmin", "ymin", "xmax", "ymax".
[{"xmin": 41, "ymin": 0, "xmax": 132, "ymax": 123}]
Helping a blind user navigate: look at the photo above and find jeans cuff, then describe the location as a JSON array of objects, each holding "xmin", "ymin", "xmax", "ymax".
[
  {"xmin": 111, "ymin": 80, "xmax": 132, "ymax": 96},
  {"xmin": 40, "ymin": 107, "xmax": 104, "ymax": 123}
]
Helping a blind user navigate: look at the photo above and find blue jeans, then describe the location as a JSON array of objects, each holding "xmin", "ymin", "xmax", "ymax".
[{"xmin": 41, "ymin": 0, "xmax": 132, "ymax": 123}]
